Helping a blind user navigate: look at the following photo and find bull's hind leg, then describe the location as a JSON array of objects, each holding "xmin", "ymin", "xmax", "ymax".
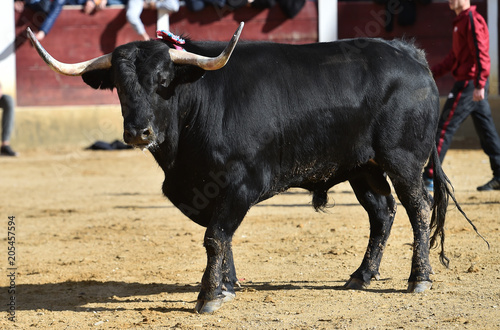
[
  {"xmin": 345, "ymin": 175, "xmax": 397, "ymax": 289},
  {"xmin": 390, "ymin": 174, "xmax": 434, "ymax": 293}
]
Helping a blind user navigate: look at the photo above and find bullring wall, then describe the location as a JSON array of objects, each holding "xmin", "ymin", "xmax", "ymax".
[
  {"xmin": 11, "ymin": 97, "xmax": 500, "ymax": 151},
  {"xmin": 10, "ymin": 1, "xmax": 499, "ymax": 150}
]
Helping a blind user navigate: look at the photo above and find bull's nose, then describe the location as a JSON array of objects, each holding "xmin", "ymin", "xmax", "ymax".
[{"xmin": 123, "ymin": 127, "xmax": 154, "ymax": 145}]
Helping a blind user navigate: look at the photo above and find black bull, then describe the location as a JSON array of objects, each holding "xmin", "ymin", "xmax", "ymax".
[{"xmin": 28, "ymin": 24, "xmax": 475, "ymax": 313}]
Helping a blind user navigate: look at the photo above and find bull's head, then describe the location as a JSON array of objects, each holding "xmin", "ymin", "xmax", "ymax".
[{"xmin": 26, "ymin": 23, "xmax": 243, "ymax": 151}]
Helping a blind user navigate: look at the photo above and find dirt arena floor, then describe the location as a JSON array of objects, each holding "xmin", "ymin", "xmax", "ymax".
[{"xmin": 1, "ymin": 148, "xmax": 499, "ymax": 329}]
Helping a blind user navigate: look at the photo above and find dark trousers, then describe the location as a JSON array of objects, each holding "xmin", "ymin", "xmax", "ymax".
[
  {"xmin": 0, "ymin": 94, "xmax": 15, "ymax": 143},
  {"xmin": 425, "ymin": 79, "xmax": 500, "ymax": 178}
]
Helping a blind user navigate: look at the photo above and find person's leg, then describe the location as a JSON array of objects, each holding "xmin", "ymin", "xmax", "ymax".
[
  {"xmin": 0, "ymin": 95, "xmax": 15, "ymax": 144},
  {"xmin": 38, "ymin": 0, "xmax": 66, "ymax": 38},
  {"xmin": 185, "ymin": 0, "xmax": 206, "ymax": 11},
  {"xmin": 470, "ymin": 82, "xmax": 500, "ymax": 190},
  {"xmin": 107, "ymin": 0, "xmax": 127, "ymax": 5},
  {"xmin": 0, "ymin": 95, "xmax": 17, "ymax": 156},
  {"xmin": 424, "ymin": 81, "xmax": 474, "ymax": 180},
  {"xmin": 126, "ymin": 0, "xmax": 149, "ymax": 40},
  {"xmin": 154, "ymin": 0, "xmax": 180, "ymax": 12}
]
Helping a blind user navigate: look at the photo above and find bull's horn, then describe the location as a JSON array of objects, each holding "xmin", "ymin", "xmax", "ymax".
[
  {"xmin": 26, "ymin": 27, "xmax": 112, "ymax": 76},
  {"xmin": 168, "ymin": 22, "xmax": 244, "ymax": 71}
]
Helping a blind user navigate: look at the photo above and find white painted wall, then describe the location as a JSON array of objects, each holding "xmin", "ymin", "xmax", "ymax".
[
  {"xmin": 487, "ymin": 0, "xmax": 498, "ymax": 95},
  {"xmin": 318, "ymin": 0, "xmax": 337, "ymax": 42},
  {"xmin": 0, "ymin": 1, "xmax": 17, "ymax": 99}
]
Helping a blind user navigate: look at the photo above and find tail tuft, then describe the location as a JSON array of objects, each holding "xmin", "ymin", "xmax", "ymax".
[
  {"xmin": 312, "ymin": 190, "xmax": 329, "ymax": 212},
  {"xmin": 430, "ymin": 145, "xmax": 490, "ymax": 268}
]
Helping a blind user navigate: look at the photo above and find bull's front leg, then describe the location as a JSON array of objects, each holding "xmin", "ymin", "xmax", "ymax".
[
  {"xmin": 195, "ymin": 230, "xmax": 238, "ymax": 313},
  {"xmin": 195, "ymin": 197, "xmax": 249, "ymax": 314}
]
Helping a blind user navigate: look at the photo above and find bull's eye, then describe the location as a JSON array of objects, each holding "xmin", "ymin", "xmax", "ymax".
[
  {"xmin": 159, "ymin": 78, "xmax": 168, "ymax": 88},
  {"xmin": 156, "ymin": 72, "xmax": 175, "ymax": 99},
  {"xmin": 158, "ymin": 71, "xmax": 170, "ymax": 88}
]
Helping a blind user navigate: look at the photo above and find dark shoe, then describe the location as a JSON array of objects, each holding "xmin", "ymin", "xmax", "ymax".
[
  {"xmin": 477, "ymin": 177, "xmax": 500, "ymax": 191},
  {"xmin": 423, "ymin": 173, "xmax": 433, "ymax": 192},
  {"xmin": 0, "ymin": 145, "xmax": 17, "ymax": 157}
]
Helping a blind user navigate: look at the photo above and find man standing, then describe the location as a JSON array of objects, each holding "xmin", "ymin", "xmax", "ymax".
[
  {"xmin": 0, "ymin": 82, "xmax": 17, "ymax": 156},
  {"xmin": 424, "ymin": 0, "xmax": 500, "ymax": 191}
]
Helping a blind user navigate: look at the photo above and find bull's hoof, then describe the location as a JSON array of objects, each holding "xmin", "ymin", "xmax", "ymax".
[
  {"xmin": 194, "ymin": 291, "xmax": 236, "ymax": 314},
  {"xmin": 195, "ymin": 298, "xmax": 223, "ymax": 314},
  {"xmin": 407, "ymin": 281, "xmax": 432, "ymax": 293},
  {"xmin": 344, "ymin": 277, "xmax": 369, "ymax": 290}
]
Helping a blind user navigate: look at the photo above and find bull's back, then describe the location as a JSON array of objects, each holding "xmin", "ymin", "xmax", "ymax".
[
  {"xmin": 186, "ymin": 38, "xmax": 438, "ymax": 194},
  {"xmin": 220, "ymin": 39, "xmax": 436, "ymax": 156}
]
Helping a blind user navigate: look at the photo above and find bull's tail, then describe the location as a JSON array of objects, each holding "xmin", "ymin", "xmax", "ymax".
[{"xmin": 429, "ymin": 145, "xmax": 489, "ymax": 267}]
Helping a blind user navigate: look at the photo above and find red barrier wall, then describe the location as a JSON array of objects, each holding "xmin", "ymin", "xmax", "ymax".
[
  {"xmin": 14, "ymin": 3, "xmax": 318, "ymax": 106},
  {"xmin": 337, "ymin": 1, "xmax": 487, "ymax": 96}
]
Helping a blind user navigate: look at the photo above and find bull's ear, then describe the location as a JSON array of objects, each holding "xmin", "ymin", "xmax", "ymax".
[
  {"xmin": 173, "ymin": 65, "xmax": 205, "ymax": 85},
  {"xmin": 82, "ymin": 69, "xmax": 114, "ymax": 90}
]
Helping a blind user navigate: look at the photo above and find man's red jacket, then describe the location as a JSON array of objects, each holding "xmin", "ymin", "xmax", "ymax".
[{"xmin": 431, "ymin": 6, "xmax": 490, "ymax": 89}]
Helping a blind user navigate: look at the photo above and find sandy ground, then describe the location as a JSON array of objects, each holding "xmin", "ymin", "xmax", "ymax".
[{"xmin": 1, "ymin": 148, "xmax": 499, "ymax": 329}]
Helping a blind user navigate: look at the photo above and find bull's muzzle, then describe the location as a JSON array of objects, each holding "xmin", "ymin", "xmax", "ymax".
[{"xmin": 123, "ymin": 126, "xmax": 155, "ymax": 147}]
